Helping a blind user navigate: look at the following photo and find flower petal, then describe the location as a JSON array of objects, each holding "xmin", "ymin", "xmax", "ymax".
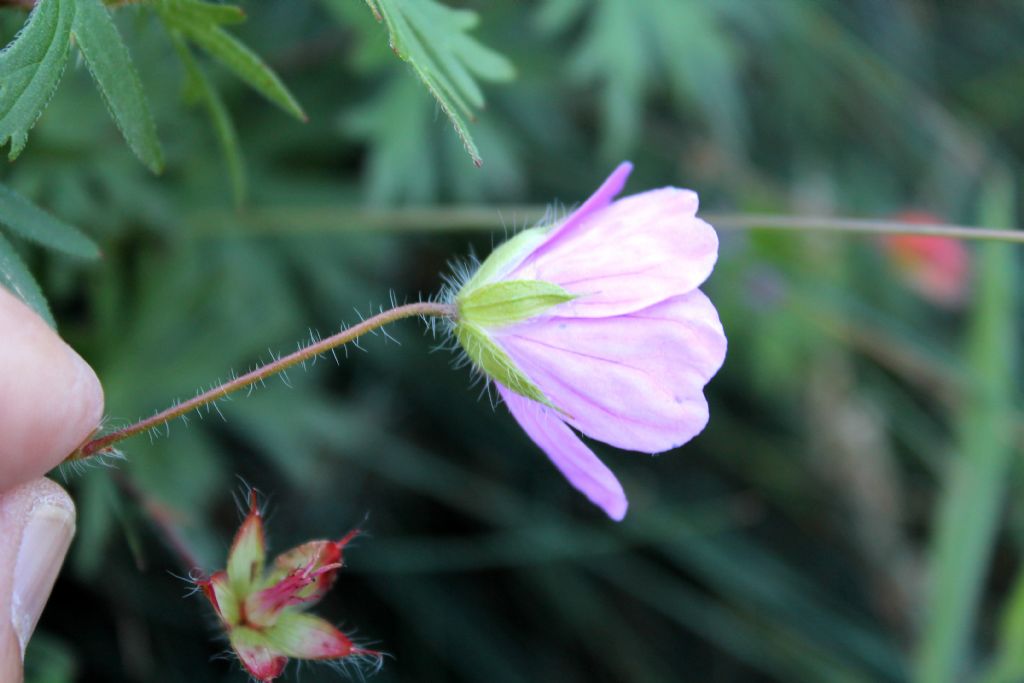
[
  {"xmin": 498, "ymin": 385, "xmax": 627, "ymax": 520},
  {"xmin": 227, "ymin": 490, "xmax": 265, "ymax": 594},
  {"xmin": 530, "ymin": 161, "xmax": 634, "ymax": 261},
  {"xmin": 463, "ymin": 163, "xmax": 634, "ymax": 290},
  {"xmin": 263, "ymin": 613, "xmax": 355, "ymax": 660},
  {"xmin": 496, "ymin": 291, "xmax": 726, "ymax": 453},
  {"xmin": 509, "ymin": 188, "xmax": 716, "ymax": 317},
  {"xmin": 230, "ymin": 627, "xmax": 288, "ymax": 682}
]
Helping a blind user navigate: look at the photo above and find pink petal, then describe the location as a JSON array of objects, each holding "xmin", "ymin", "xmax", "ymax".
[
  {"xmin": 527, "ymin": 161, "xmax": 634, "ymax": 261},
  {"xmin": 509, "ymin": 188, "xmax": 716, "ymax": 317},
  {"xmin": 498, "ymin": 385, "xmax": 627, "ymax": 520},
  {"xmin": 495, "ymin": 291, "xmax": 726, "ymax": 453}
]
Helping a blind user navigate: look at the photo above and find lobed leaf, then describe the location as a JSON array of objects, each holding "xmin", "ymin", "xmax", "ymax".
[
  {"xmin": 0, "ymin": 231, "xmax": 55, "ymax": 328},
  {"xmin": 363, "ymin": 0, "xmax": 515, "ymax": 166},
  {"xmin": 156, "ymin": 0, "xmax": 307, "ymax": 122},
  {"xmin": 0, "ymin": 183, "xmax": 99, "ymax": 259},
  {"xmin": 0, "ymin": 0, "xmax": 73, "ymax": 160},
  {"xmin": 72, "ymin": 0, "xmax": 164, "ymax": 173}
]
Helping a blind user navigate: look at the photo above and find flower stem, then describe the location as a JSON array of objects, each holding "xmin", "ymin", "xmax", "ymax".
[
  {"xmin": 188, "ymin": 206, "xmax": 1024, "ymax": 243},
  {"xmin": 69, "ymin": 301, "xmax": 457, "ymax": 463}
]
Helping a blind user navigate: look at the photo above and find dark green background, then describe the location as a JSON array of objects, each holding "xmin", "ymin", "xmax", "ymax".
[{"xmin": 3, "ymin": 1, "xmax": 1024, "ymax": 681}]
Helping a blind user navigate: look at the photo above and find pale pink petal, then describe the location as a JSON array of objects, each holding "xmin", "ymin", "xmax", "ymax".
[
  {"xmin": 498, "ymin": 385, "xmax": 627, "ymax": 521},
  {"xmin": 527, "ymin": 161, "xmax": 634, "ymax": 261},
  {"xmin": 496, "ymin": 291, "xmax": 726, "ymax": 453},
  {"xmin": 509, "ymin": 189, "xmax": 715, "ymax": 317}
]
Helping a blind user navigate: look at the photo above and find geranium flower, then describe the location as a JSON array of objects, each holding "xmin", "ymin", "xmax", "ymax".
[
  {"xmin": 196, "ymin": 492, "xmax": 379, "ymax": 681},
  {"xmin": 452, "ymin": 162, "xmax": 726, "ymax": 520}
]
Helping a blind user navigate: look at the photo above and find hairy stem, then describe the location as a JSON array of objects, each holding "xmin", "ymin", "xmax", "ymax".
[{"xmin": 69, "ymin": 301, "xmax": 456, "ymax": 463}]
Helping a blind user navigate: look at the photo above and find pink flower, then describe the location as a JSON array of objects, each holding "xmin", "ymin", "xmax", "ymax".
[
  {"xmin": 453, "ymin": 162, "xmax": 726, "ymax": 520},
  {"xmin": 196, "ymin": 492, "xmax": 379, "ymax": 681},
  {"xmin": 880, "ymin": 211, "xmax": 971, "ymax": 308}
]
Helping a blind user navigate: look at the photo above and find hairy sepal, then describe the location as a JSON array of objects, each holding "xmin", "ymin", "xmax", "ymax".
[
  {"xmin": 460, "ymin": 226, "xmax": 546, "ymax": 294},
  {"xmin": 458, "ymin": 280, "xmax": 575, "ymax": 328},
  {"xmin": 455, "ymin": 322, "xmax": 551, "ymax": 407},
  {"xmin": 227, "ymin": 491, "xmax": 265, "ymax": 595}
]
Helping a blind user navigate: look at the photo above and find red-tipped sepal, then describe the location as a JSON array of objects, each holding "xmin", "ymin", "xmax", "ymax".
[
  {"xmin": 227, "ymin": 491, "xmax": 266, "ymax": 595},
  {"xmin": 230, "ymin": 627, "xmax": 288, "ymax": 682},
  {"xmin": 262, "ymin": 613, "xmax": 356, "ymax": 660},
  {"xmin": 197, "ymin": 570, "xmax": 239, "ymax": 625}
]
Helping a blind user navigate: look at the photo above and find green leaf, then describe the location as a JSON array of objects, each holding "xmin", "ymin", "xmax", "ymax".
[
  {"xmin": 458, "ymin": 279, "xmax": 575, "ymax": 328},
  {"xmin": 554, "ymin": 0, "xmax": 744, "ymax": 159},
  {"xmin": 455, "ymin": 321, "xmax": 551, "ymax": 407},
  {"xmin": 0, "ymin": 183, "xmax": 99, "ymax": 259},
  {"xmin": 0, "ymin": 0, "xmax": 74, "ymax": 160},
  {"xmin": 363, "ymin": 0, "xmax": 515, "ymax": 166},
  {"xmin": 171, "ymin": 33, "xmax": 246, "ymax": 205},
  {"xmin": 72, "ymin": 0, "xmax": 164, "ymax": 173},
  {"xmin": 156, "ymin": 0, "xmax": 307, "ymax": 122},
  {"xmin": 980, "ymin": 567, "xmax": 1024, "ymax": 683},
  {"xmin": 913, "ymin": 169, "xmax": 1018, "ymax": 683},
  {"xmin": 0, "ymin": 231, "xmax": 55, "ymax": 327}
]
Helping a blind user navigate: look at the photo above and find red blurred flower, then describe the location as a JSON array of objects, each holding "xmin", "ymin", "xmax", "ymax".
[
  {"xmin": 881, "ymin": 211, "xmax": 971, "ymax": 308},
  {"xmin": 196, "ymin": 492, "xmax": 379, "ymax": 681}
]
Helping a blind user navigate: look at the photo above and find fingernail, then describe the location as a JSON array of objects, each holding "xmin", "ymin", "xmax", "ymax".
[{"xmin": 10, "ymin": 502, "xmax": 75, "ymax": 657}]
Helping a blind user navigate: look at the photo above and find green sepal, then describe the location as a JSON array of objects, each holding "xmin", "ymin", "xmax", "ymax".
[
  {"xmin": 455, "ymin": 321, "xmax": 551, "ymax": 406},
  {"xmin": 208, "ymin": 571, "xmax": 241, "ymax": 625},
  {"xmin": 460, "ymin": 226, "xmax": 546, "ymax": 294},
  {"xmin": 262, "ymin": 612, "xmax": 351, "ymax": 660},
  {"xmin": 228, "ymin": 627, "xmax": 286, "ymax": 678},
  {"xmin": 458, "ymin": 279, "xmax": 575, "ymax": 328},
  {"xmin": 226, "ymin": 494, "xmax": 265, "ymax": 595}
]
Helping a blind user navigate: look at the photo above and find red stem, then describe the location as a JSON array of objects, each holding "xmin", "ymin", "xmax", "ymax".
[{"xmin": 69, "ymin": 301, "xmax": 456, "ymax": 462}]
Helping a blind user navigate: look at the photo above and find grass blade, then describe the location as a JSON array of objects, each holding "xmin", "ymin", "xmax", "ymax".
[{"xmin": 913, "ymin": 169, "xmax": 1019, "ymax": 682}]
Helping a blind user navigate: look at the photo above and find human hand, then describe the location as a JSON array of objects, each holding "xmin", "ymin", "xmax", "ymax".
[{"xmin": 0, "ymin": 288, "xmax": 104, "ymax": 682}]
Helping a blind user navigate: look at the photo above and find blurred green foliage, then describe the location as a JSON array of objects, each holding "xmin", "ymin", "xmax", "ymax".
[{"xmin": 1, "ymin": 0, "xmax": 1023, "ymax": 681}]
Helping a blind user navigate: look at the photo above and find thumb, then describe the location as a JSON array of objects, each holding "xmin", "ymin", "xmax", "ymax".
[
  {"xmin": 0, "ymin": 479, "xmax": 76, "ymax": 683},
  {"xmin": 0, "ymin": 286, "xmax": 104, "ymax": 490}
]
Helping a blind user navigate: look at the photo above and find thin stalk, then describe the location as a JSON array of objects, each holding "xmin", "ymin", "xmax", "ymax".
[
  {"xmin": 188, "ymin": 206, "xmax": 1024, "ymax": 243},
  {"xmin": 69, "ymin": 301, "xmax": 456, "ymax": 462}
]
